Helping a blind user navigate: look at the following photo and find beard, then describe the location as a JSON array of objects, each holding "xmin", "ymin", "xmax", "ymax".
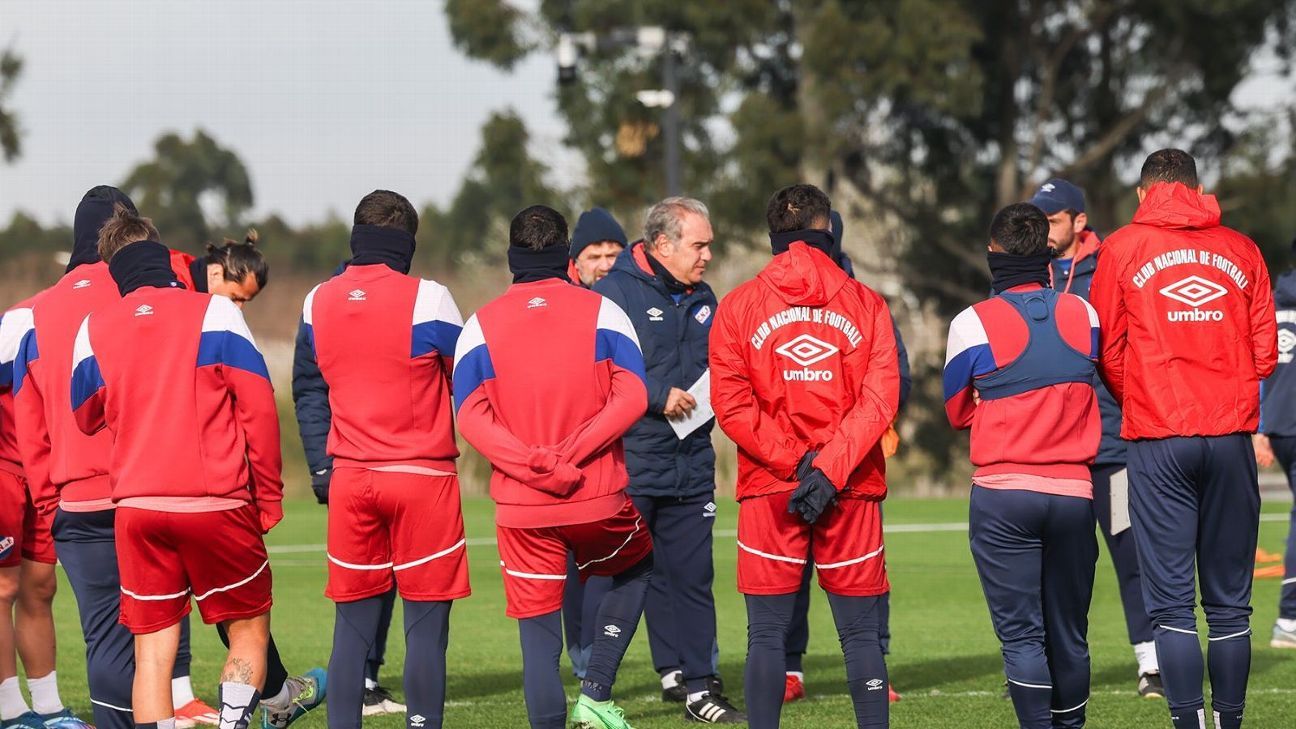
[{"xmin": 1050, "ymin": 230, "xmax": 1077, "ymax": 256}]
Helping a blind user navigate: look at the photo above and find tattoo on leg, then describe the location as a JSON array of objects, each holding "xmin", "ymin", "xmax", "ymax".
[{"xmin": 222, "ymin": 657, "xmax": 254, "ymax": 684}]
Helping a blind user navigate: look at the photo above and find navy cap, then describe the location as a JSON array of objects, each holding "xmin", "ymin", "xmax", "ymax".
[
  {"xmin": 1029, "ymin": 178, "xmax": 1086, "ymax": 215},
  {"xmin": 570, "ymin": 208, "xmax": 627, "ymax": 260}
]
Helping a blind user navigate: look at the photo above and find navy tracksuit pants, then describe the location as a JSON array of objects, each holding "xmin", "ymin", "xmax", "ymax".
[
  {"xmin": 631, "ymin": 493, "xmax": 720, "ymax": 691},
  {"xmin": 968, "ymin": 486, "xmax": 1096, "ymax": 729},
  {"xmin": 1269, "ymin": 435, "xmax": 1296, "ymax": 619},
  {"xmin": 561, "ymin": 554, "xmax": 610, "ymax": 679},
  {"xmin": 1127, "ymin": 435, "xmax": 1258, "ymax": 727},
  {"xmin": 1090, "ymin": 464, "xmax": 1155, "ymax": 647}
]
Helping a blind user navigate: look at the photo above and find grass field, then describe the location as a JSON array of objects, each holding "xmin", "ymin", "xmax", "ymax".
[{"xmin": 35, "ymin": 497, "xmax": 1296, "ymax": 728}]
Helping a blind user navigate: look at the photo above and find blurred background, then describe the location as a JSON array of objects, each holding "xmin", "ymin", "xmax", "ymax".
[{"xmin": 1, "ymin": 0, "xmax": 1294, "ymax": 497}]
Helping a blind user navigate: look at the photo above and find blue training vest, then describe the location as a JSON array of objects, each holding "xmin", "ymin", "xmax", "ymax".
[{"xmin": 975, "ymin": 288, "xmax": 1095, "ymax": 401}]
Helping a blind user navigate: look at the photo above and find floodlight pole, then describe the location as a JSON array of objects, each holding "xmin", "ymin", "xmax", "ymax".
[{"xmin": 662, "ymin": 42, "xmax": 681, "ymax": 197}]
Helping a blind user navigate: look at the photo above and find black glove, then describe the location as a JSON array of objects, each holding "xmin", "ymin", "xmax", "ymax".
[
  {"xmin": 311, "ymin": 467, "xmax": 332, "ymax": 505},
  {"xmin": 787, "ymin": 468, "xmax": 837, "ymax": 525},
  {"xmin": 796, "ymin": 450, "xmax": 819, "ymax": 481}
]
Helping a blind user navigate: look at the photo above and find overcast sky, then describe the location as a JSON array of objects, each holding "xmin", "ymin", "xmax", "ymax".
[
  {"xmin": 0, "ymin": 0, "xmax": 571, "ymax": 226},
  {"xmin": 0, "ymin": 1, "xmax": 1291, "ymax": 228}
]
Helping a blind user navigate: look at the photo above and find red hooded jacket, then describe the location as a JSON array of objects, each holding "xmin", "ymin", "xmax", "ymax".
[
  {"xmin": 710, "ymin": 242, "xmax": 899, "ymax": 500},
  {"xmin": 1089, "ymin": 183, "xmax": 1276, "ymax": 439}
]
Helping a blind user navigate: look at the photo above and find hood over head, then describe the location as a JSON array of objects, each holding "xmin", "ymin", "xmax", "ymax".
[{"xmin": 70, "ymin": 186, "xmax": 138, "ymax": 272}]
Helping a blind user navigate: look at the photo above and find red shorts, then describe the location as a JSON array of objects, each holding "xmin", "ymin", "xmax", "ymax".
[
  {"xmin": 326, "ymin": 468, "xmax": 470, "ymax": 603},
  {"xmin": 115, "ymin": 505, "xmax": 272, "ymax": 634},
  {"xmin": 0, "ymin": 471, "xmax": 55, "ymax": 568},
  {"xmin": 496, "ymin": 497, "xmax": 653, "ymax": 619},
  {"xmin": 737, "ymin": 492, "xmax": 888, "ymax": 597}
]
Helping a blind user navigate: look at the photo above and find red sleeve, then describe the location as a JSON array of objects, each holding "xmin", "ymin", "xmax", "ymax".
[
  {"xmin": 170, "ymin": 250, "xmax": 197, "ymax": 290},
  {"xmin": 456, "ymin": 388, "xmax": 583, "ymax": 495},
  {"xmin": 13, "ymin": 349, "xmax": 56, "ymax": 517},
  {"xmin": 1090, "ymin": 238, "xmax": 1128, "ymax": 402},
  {"xmin": 552, "ymin": 361, "xmax": 648, "ymax": 467},
  {"xmin": 224, "ymin": 366, "xmax": 283, "ymax": 506},
  {"xmin": 1249, "ymin": 245, "xmax": 1278, "ymax": 379},
  {"xmin": 812, "ymin": 295, "xmax": 899, "ymax": 489},
  {"xmin": 709, "ymin": 296, "xmax": 804, "ymax": 480}
]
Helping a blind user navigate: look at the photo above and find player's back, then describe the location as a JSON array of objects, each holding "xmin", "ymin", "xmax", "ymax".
[
  {"xmin": 74, "ymin": 286, "xmax": 272, "ymax": 503},
  {"xmin": 305, "ymin": 264, "xmax": 460, "ymax": 470},
  {"xmin": 21, "ymin": 264, "xmax": 119, "ymax": 491}
]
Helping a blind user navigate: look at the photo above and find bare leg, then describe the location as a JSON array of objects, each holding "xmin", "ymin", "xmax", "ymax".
[{"xmin": 133, "ymin": 622, "xmax": 182, "ymax": 723}]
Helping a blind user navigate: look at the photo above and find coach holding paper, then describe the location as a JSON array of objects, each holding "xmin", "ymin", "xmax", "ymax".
[
  {"xmin": 1090, "ymin": 149, "xmax": 1276, "ymax": 729},
  {"xmin": 593, "ymin": 198, "xmax": 743, "ymax": 723}
]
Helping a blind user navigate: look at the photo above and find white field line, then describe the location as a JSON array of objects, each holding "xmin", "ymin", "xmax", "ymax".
[{"xmin": 267, "ymin": 513, "xmax": 1291, "ymax": 557}]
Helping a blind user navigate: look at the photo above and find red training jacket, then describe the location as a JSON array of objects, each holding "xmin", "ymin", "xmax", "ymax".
[
  {"xmin": 303, "ymin": 264, "xmax": 462, "ymax": 471},
  {"xmin": 453, "ymin": 278, "xmax": 648, "ymax": 529},
  {"xmin": 0, "ymin": 296, "xmax": 39, "ymax": 479},
  {"xmin": 710, "ymin": 242, "xmax": 899, "ymax": 501},
  {"xmin": 72, "ymin": 287, "xmax": 283, "ymax": 513},
  {"xmin": 1089, "ymin": 182, "xmax": 1277, "ymax": 439}
]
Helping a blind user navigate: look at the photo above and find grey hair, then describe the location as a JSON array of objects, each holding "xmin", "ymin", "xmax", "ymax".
[{"xmin": 643, "ymin": 197, "xmax": 710, "ymax": 250}]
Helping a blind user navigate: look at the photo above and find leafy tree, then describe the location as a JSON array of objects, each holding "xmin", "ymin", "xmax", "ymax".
[
  {"xmin": 121, "ymin": 129, "xmax": 254, "ymax": 247},
  {"xmin": 418, "ymin": 109, "xmax": 562, "ymax": 268},
  {"xmin": 446, "ymin": 0, "xmax": 1296, "ymax": 304},
  {"xmin": 0, "ymin": 48, "xmax": 23, "ymax": 162}
]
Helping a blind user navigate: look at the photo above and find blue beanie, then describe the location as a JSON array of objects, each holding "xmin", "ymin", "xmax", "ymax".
[{"xmin": 570, "ymin": 207, "xmax": 627, "ymax": 260}]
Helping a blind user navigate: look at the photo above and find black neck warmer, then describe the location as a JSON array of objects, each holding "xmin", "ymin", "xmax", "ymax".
[
  {"xmin": 771, "ymin": 229, "xmax": 836, "ymax": 257},
  {"xmin": 109, "ymin": 241, "xmax": 181, "ymax": 296},
  {"xmin": 644, "ymin": 248, "xmax": 689, "ymax": 294},
  {"xmin": 189, "ymin": 256, "xmax": 210, "ymax": 293},
  {"xmin": 349, "ymin": 225, "xmax": 414, "ymax": 274},
  {"xmin": 988, "ymin": 251, "xmax": 1053, "ymax": 294},
  {"xmin": 508, "ymin": 244, "xmax": 571, "ymax": 284}
]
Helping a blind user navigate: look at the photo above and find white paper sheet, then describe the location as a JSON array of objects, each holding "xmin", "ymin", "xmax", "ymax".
[
  {"xmin": 1110, "ymin": 467, "xmax": 1131, "ymax": 535},
  {"xmin": 668, "ymin": 369, "xmax": 714, "ymax": 440}
]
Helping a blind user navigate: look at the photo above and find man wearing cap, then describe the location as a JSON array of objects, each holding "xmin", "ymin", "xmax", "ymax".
[
  {"xmin": 1029, "ymin": 178, "xmax": 1162, "ymax": 697},
  {"xmin": 568, "ymin": 208, "xmax": 628, "ymax": 288}
]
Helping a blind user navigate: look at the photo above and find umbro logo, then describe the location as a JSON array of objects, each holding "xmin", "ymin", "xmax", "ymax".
[
  {"xmin": 134, "ymin": 304, "xmax": 153, "ymax": 316},
  {"xmin": 72, "ymin": 279, "xmax": 91, "ymax": 289},
  {"xmin": 1159, "ymin": 275, "xmax": 1227, "ymax": 308},
  {"xmin": 866, "ymin": 678, "xmax": 885, "ymax": 691},
  {"xmin": 1280, "ymin": 330, "xmax": 1296, "ymax": 363},
  {"xmin": 347, "ymin": 289, "xmax": 366, "ymax": 301},
  {"xmin": 647, "ymin": 307, "xmax": 664, "ymax": 322},
  {"xmin": 703, "ymin": 501, "xmax": 717, "ymax": 518},
  {"xmin": 1039, "ymin": 183, "xmax": 1055, "ymax": 193},
  {"xmin": 775, "ymin": 334, "xmax": 839, "ymax": 367},
  {"xmin": 409, "ymin": 715, "xmax": 426, "ymax": 728},
  {"xmin": 527, "ymin": 297, "xmax": 547, "ymax": 309},
  {"xmin": 603, "ymin": 624, "xmax": 622, "ymax": 638}
]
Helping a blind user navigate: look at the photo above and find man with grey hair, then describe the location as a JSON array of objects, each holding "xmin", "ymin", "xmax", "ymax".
[{"xmin": 594, "ymin": 198, "xmax": 743, "ymax": 723}]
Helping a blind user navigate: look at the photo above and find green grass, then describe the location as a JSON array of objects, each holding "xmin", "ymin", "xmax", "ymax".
[{"xmin": 38, "ymin": 497, "xmax": 1296, "ymax": 727}]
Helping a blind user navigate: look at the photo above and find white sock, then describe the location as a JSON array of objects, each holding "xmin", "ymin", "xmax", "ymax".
[
  {"xmin": 26, "ymin": 672, "xmax": 63, "ymax": 715},
  {"xmin": 0, "ymin": 676, "xmax": 31, "ymax": 720},
  {"xmin": 172, "ymin": 675, "xmax": 196, "ymax": 708},
  {"xmin": 1277, "ymin": 617, "xmax": 1296, "ymax": 632},
  {"xmin": 364, "ymin": 678, "xmax": 378, "ymax": 691},
  {"xmin": 660, "ymin": 670, "xmax": 682, "ymax": 690},
  {"xmin": 259, "ymin": 682, "xmax": 291, "ymax": 710},
  {"xmin": 218, "ymin": 682, "xmax": 257, "ymax": 729},
  {"xmin": 1133, "ymin": 640, "xmax": 1159, "ymax": 676},
  {"xmin": 686, "ymin": 690, "xmax": 708, "ymax": 704},
  {"xmin": 158, "ymin": 718, "xmax": 176, "ymax": 729},
  {"xmin": 786, "ymin": 671, "xmax": 804, "ymax": 681}
]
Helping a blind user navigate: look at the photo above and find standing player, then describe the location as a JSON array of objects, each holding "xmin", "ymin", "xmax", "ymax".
[
  {"xmin": 12, "ymin": 187, "xmax": 210, "ymax": 729},
  {"xmin": 944, "ymin": 202, "xmax": 1101, "ymax": 729},
  {"xmin": 0, "ymin": 299, "xmax": 86, "ymax": 729},
  {"xmin": 172, "ymin": 233, "xmax": 268, "ymax": 307},
  {"xmin": 1032, "ymin": 178, "xmax": 1162, "ymax": 697},
  {"xmin": 1257, "ymin": 235, "xmax": 1296, "ymax": 648},
  {"xmin": 302, "ymin": 191, "xmax": 470, "ymax": 729},
  {"xmin": 1090, "ymin": 149, "xmax": 1276, "ymax": 729},
  {"xmin": 782, "ymin": 210, "xmax": 911, "ymax": 706},
  {"xmin": 711, "ymin": 184, "xmax": 898, "ymax": 729},
  {"xmin": 594, "ymin": 197, "xmax": 744, "ymax": 723},
  {"xmin": 71, "ymin": 217, "xmax": 282, "ymax": 729},
  {"xmin": 454, "ymin": 205, "xmax": 652, "ymax": 729}
]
